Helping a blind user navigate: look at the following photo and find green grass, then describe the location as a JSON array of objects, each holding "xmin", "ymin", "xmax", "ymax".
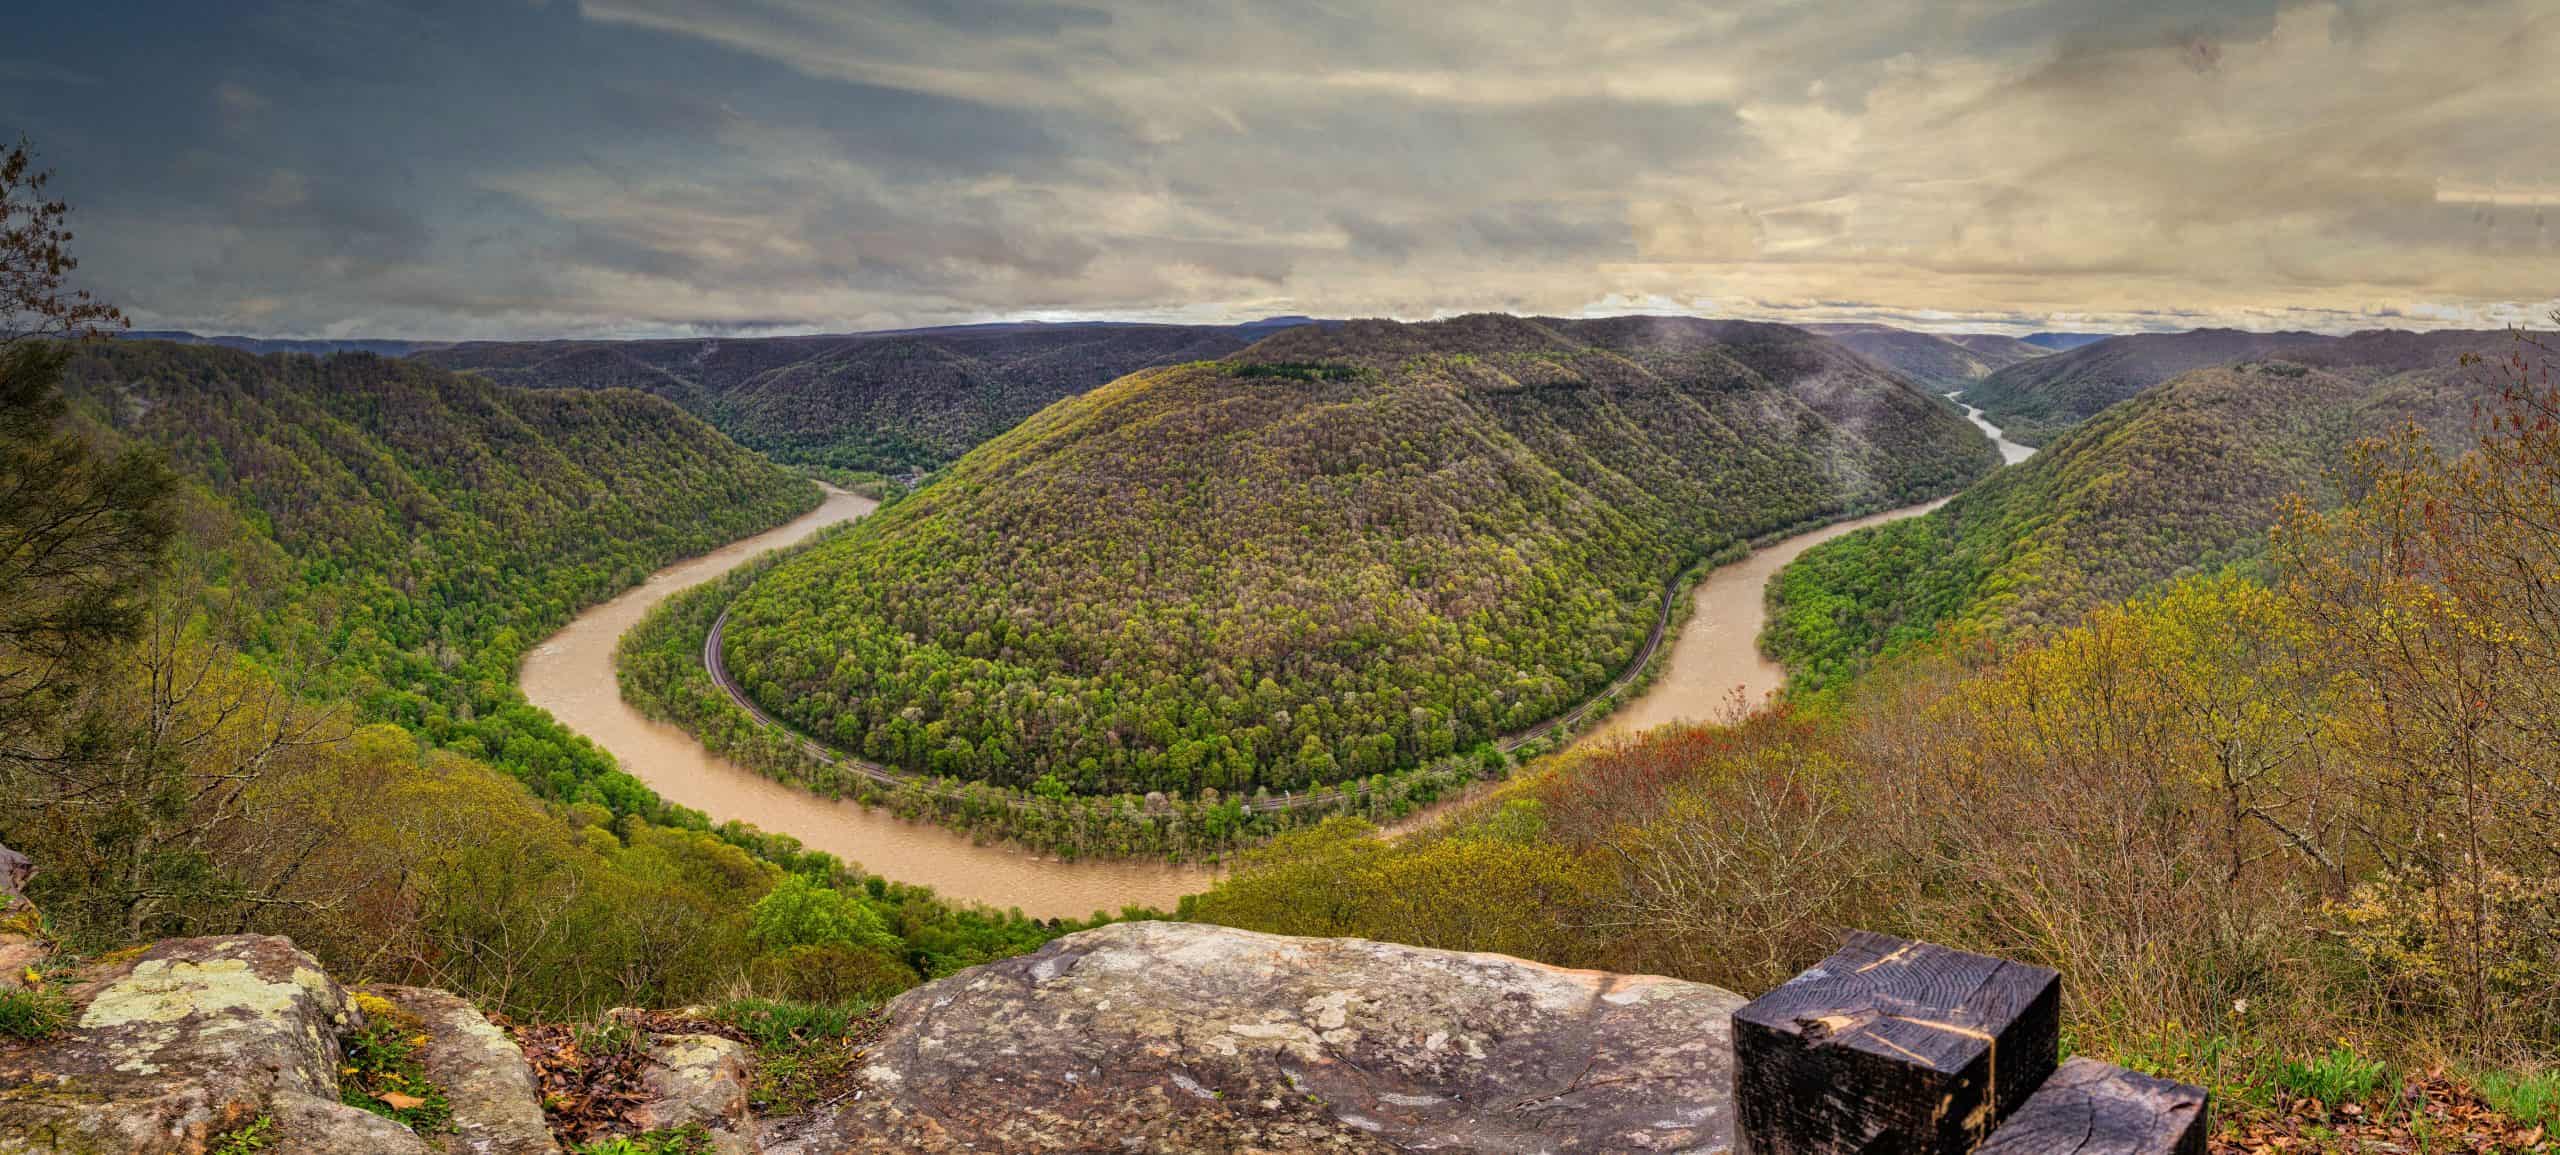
[
  {"xmin": 339, "ymin": 997, "xmax": 454, "ymax": 1134},
  {"xmin": 2474, "ymin": 1069, "xmax": 2560, "ymax": 1128},
  {"xmin": 0, "ymin": 986, "xmax": 71, "ymax": 1040},
  {"xmin": 210, "ymin": 1114, "xmax": 276, "ymax": 1154},
  {"xmin": 713, "ymin": 997, "xmax": 880, "ymax": 1114},
  {"xmin": 571, "ymin": 1123, "xmax": 717, "ymax": 1155},
  {"xmin": 2274, "ymin": 1045, "xmax": 2395, "ymax": 1108}
]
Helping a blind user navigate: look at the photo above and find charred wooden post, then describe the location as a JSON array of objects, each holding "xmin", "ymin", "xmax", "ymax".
[
  {"xmin": 1976, "ymin": 1058, "xmax": 2210, "ymax": 1155},
  {"xmin": 1733, "ymin": 931, "xmax": 2062, "ymax": 1155}
]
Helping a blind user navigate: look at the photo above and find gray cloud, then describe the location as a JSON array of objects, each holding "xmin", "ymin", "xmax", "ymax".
[{"xmin": 7, "ymin": 0, "xmax": 2557, "ymax": 338}]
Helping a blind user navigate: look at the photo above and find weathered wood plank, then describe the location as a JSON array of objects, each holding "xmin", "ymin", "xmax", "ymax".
[
  {"xmin": 1733, "ymin": 931, "xmax": 2061, "ymax": 1154},
  {"xmin": 1977, "ymin": 1057, "xmax": 2210, "ymax": 1155}
]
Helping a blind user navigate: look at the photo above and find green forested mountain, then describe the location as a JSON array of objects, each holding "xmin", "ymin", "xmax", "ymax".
[
  {"xmin": 415, "ymin": 323, "xmax": 1267, "ymax": 476},
  {"xmin": 1763, "ymin": 340, "xmax": 2511, "ymax": 692},
  {"xmin": 718, "ymin": 314, "xmax": 1996, "ymax": 799},
  {"xmin": 1805, "ymin": 323, "xmax": 2046, "ymax": 390},
  {"xmin": 1964, "ymin": 328, "xmax": 2333, "ymax": 445},
  {"xmin": 7, "ymin": 338, "xmax": 1108, "ymax": 1021},
  {"xmin": 56, "ymin": 341, "xmax": 820, "ymax": 802}
]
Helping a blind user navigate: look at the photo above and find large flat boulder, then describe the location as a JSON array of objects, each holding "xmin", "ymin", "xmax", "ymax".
[
  {"xmin": 0, "ymin": 934, "xmax": 427, "ymax": 1154},
  {"xmin": 768, "ymin": 921, "xmax": 1744, "ymax": 1154}
]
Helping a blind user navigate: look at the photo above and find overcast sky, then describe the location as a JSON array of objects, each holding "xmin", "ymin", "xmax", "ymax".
[{"xmin": 11, "ymin": 1, "xmax": 2558, "ymax": 339}]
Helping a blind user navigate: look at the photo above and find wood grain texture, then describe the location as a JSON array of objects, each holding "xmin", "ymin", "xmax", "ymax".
[
  {"xmin": 1733, "ymin": 931, "xmax": 2061, "ymax": 1154},
  {"xmin": 1977, "ymin": 1057, "xmax": 2209, "ymax": 1155}
]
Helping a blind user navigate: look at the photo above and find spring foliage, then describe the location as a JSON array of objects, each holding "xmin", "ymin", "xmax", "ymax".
[
  {"xmin": 1198, "ymin": 354, "xmax": 2560, "ymax": 1084},
  {"xmin": 722, "ymin": 315, "xmax": 1995, "ymax": 799},
  {"xmin": 1763, "ymin": 354, "xmax": 2504, "ymax": 695}
]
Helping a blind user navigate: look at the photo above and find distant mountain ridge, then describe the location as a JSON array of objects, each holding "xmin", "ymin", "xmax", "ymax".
[
  {"xmin": 123, "ymin": 329, "xmax": 428, "ymax": 357},
  {"xmin": 1962, "ymin": 327, "xmax": 2514, "ymax": 445},
  {"xmin": 1804, "ymin": 323, "xmax": 2048, "ymax": 390},
  {"xmin": 415, "ymin": 321, "xmax": 1316, "ymax": 474},
  {"xmin": 2020, "ymin": 332, "xmax": 2114, "ymax": 351}
]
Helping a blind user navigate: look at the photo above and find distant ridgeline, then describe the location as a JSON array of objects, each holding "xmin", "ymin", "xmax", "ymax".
[
  {"xmin": 709, "ymin": 314, "xmax": 1997, "ymax": 805},
  {"xmin": 59, "ymin": 340, "xmax": 819, "ymax": 808},
  {"xmin": 1958, "ymin": 327, "xmax": 2517, "ymax": 447},
  {"xmin": 1764, "ymin": 329, "xmax": 2518, "ymax": 693},
  {"xmin": 414, "ymin": 320, "xmax": 1318, "ymax": 476},
  {"xmin": 1803, "ymin": 323, "xmax": 2049, "ymax": 392}
]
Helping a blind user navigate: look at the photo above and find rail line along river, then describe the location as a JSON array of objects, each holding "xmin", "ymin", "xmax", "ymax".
[
  {"xmin": 522, "ymin": 396, "xmax": 2033, "ymax": 917},
  {"xmin": 519, "ymin": 485, "xmax": 1214, "ymax": 919}
]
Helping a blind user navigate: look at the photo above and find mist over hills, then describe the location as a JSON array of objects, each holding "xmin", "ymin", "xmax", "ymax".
[{"xmin": 715, "ymin": 313, "xmax": 1995, "ymax": 798}]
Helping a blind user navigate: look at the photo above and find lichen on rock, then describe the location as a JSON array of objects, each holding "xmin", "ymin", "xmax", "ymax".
[{"xmin": 766, "ymin": 921, "xmax": 1745, "ymax": 1154}]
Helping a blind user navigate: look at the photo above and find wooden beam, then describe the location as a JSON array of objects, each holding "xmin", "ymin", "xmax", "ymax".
[
  {"xmin": 1733, "ymin": 931, "xmax": 2061, "ymax": 1155},
  {"xmin": 1977, "ymin": 1058, "xmax": 2210, "ymax": 1155}
]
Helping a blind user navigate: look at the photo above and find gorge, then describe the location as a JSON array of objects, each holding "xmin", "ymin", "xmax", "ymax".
[{"xmin": 526, "ymin": 384, "xmax": 2031, "ymax": 916}]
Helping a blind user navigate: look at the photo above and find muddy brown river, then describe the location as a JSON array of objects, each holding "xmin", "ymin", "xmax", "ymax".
[
  {"xmin": 522, "ymin": 400, "xmax": 2031, "ymax": 916},
  {"xmin": 519, "ymin": 485, "xmax": 1213, "ymax": 919}
]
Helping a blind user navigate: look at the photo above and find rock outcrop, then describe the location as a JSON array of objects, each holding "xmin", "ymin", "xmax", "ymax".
[
  {"xmin": 0, "ymin": 865, "xmax": 1748, "ymax": 1154},
  {"xmin": 768, "ymin": 921, "xmax": 1745, "ymax": 1154},
  {"xmin": 370, "ymin": 986, "xmax": 559, "ymax": 1155},
  {"xmin": 632, "ymin": 1034, "xmax": 757, "ymax": 1154},
  {"xmin": 0, "ymin": 934, "xmax": 427, "ymax": 1154}
]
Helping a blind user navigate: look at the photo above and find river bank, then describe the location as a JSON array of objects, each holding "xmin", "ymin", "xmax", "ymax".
[
  {"xmin": 519, "ymin": 484, "xmax": 1213, "ymax": 919},
  {"xmin": 524, "ymin": 396, "xmax": 2030, "ymax": 916}
]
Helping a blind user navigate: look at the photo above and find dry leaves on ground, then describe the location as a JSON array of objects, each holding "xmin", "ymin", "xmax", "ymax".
[{"xmin": 2213, "ymin": 1073, "xmax": 2552, "ymax": 1154}]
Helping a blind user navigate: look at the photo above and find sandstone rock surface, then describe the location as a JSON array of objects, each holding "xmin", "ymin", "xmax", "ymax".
[
  {"xmin": 0, "ymin": 934, "xmax": 410, "ymax": 1154},
  {"xmin": 373, "ymin": 985, "xmax": 560, "ymax": 1155},
  {"xmin": 769, "ymin": 921, "xmax": 1745, "ymax": 1154},
  {"xmin": 633, "ymin": 1033, "xmax": 757, "ymax": 1154}
]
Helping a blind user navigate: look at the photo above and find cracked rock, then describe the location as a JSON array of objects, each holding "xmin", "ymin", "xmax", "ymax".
[{"xmin": 766, "ymin": 921, "xmax": 1744, "ymax": 1154}]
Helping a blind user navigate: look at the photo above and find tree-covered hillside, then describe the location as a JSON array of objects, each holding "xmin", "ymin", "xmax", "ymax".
[
  {"xmin": 56, "ymin": 341, "xmax": 820, "ymax": 801},
  {"xmin": 1805, "ymin": 323, "xmax": 2046, "ymax": 390},
  {"xmin": 416, "ymin": 323, "xmax": 1263, "ymax": 476},
  {"xmin": 1962, "ymin": 328, "xmax": 2332, "ymax": 445},
  {"xmin": 718, "ymin": 314, "xmax": 1996, "ymax": 799},
  {"xmin": 1763, "ymin": 350, "xmax": 2505, "ymax": 692}
]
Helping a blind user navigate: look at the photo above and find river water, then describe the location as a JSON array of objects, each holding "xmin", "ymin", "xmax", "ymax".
[
  {"xmin": 518, "ymin": 485, "xmax": 1213, "ymax": 919},
  {"xmin": 1584, "ymin": 390, "xmax": 2034, "ymax": 738},
  {"xmin": 520, "ymin": 399, "xmax": 2031, "ymax": 917}
]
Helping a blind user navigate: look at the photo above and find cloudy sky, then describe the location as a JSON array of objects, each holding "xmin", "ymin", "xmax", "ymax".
[{"xmin": 11, "ymin": 0, "xmax": 2559, "ymax": 339}]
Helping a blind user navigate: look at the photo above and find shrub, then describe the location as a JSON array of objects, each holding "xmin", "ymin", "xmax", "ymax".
[
  {"xmin": 571, "ymin": 1124, "xmax": 717, "ymax": 1155},
  {"xmin": 340, "ymin": 994, "xmax": 453, "ymax": 1134},
  {"xmin": 209, "ymin": 1114, "xmax": 276, "ymax": 1155},
  {"xmin": 0, "ymin": 986, "xmax": 70, "ymax": 1041},
  {"xmin": 2474, "ymin": 1069, "xmax": 2560, "ymax": 1128},
  {"xmin": 713, "ymin": 998, "xmax": 880, "ymax": 1114},
  {"xmin": 2275, "ymin": 1046, "xmax": 2394, "ymax": 1109}
]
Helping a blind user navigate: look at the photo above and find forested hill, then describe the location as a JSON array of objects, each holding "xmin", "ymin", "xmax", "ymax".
[
  {"xmin": 56, "ymin": 340, "xmax": 819, "ymax": 800},
  {"xmin": 1961, "ymin": 327, "xmax": 2513, "ymax": 446},
  {"xmin": 1804, "ymin": 323, "xmax": 2047, "ymax": 391},
  {"xmin": 718, "ymin": 314, "xmax": 1996, "ymax": 800},
  {"xmin": 1762, "ymin": 341, "xmax": 2511, "ymax": 693},
  {"xmin": 415, "ymin": 322, "xmax": 1269, "ymax": 476}
]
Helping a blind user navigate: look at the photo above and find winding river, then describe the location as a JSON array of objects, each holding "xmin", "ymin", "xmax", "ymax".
[
  {"xmin": 519, "ymin": 395, "xmax": 2033, "ymax": 917},
  {"xmin": 519, "ymin": 486, "xmax": 1214, "ymax": 919}
]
